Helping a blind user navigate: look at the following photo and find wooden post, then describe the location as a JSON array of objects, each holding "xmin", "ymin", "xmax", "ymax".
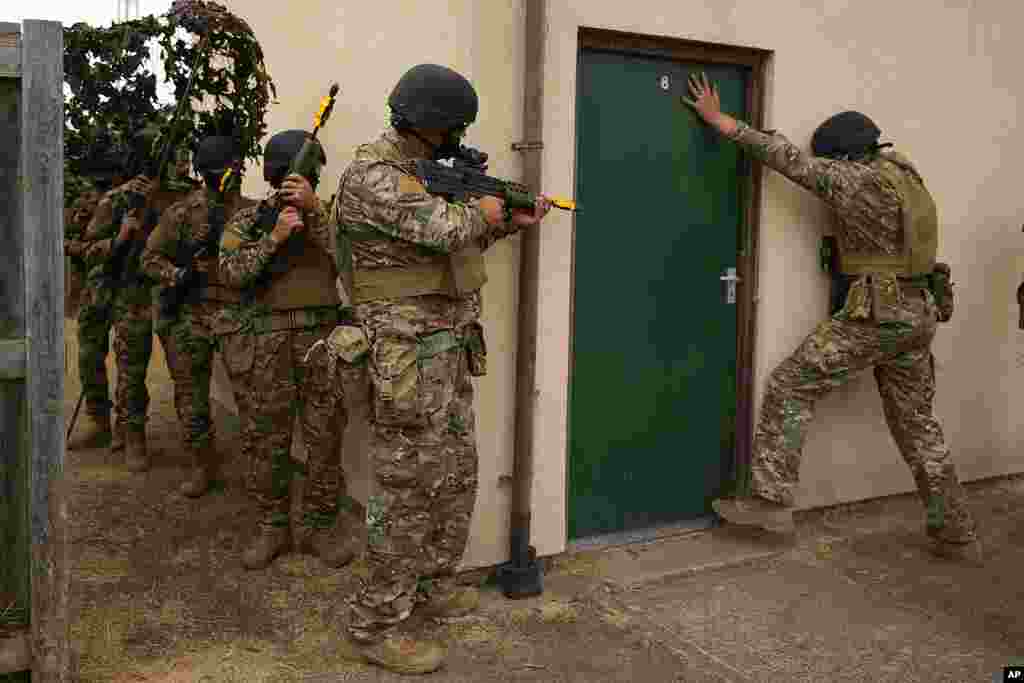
[
  {"xmin": 0, "ymin": 20, "xmax": 31, "ymax": 683},
  {"xmin": 22, "ymin": 19, "xmax": 72, "ymax": 681}
]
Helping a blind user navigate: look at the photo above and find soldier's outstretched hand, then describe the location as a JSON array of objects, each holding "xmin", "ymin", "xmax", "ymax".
[
  {"xmin": 681, "ymin": 72, "xmax": 721, "ymax": 126},
  {"xmin": 281, "ymin": 174, "xmax": 316, "ymax": 212}
]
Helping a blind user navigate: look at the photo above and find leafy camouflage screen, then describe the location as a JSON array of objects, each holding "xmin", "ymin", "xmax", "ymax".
[{"xmin": 64, "ymin": 0, "xmax": 276, "ymax": 204}]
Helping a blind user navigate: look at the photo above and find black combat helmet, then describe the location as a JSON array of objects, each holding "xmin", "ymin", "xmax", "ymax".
[
  {"xmin": 388, "ymin": 64, "xmax": 479, "ymax": 131},
  {"xmin": 811, "ymin": 111, "xmax": 885, "ymax": 160},
  {"xmin": 193, "ymin": 136, "xmax": 239, "ymax": 174},
  {"xmin": 263, "ymin": 129, "xmax": 326, "ymax": 188}
]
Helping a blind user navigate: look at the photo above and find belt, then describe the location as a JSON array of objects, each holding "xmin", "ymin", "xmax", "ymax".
[{"xmin": 249, "ymin": 307, "xmax": 340, "ymax": 333}]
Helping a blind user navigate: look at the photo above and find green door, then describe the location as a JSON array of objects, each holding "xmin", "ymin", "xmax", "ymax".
[{"xmin": 568, "ymin": 49, "xmax": 750, "ymax": 539}]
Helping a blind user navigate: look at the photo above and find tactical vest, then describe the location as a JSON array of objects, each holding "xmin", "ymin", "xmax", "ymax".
[
  {"xmin": 246, "ymin": 230, "xmax": 340, "ymax": 310},
  {"xmin": 336, "ymin": 162, "xmax": 488, "ymax": 305},
  {"xmin": 837, "ymin": 152, "xmax": 938, "ymax": 278}
]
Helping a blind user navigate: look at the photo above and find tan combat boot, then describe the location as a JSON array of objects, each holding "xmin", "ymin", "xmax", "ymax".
[
  {"xmin": 712, "ymin": 496, "xmax": 795, "ymax": 534},
  {"xmin": 242, "ymin": 526, "xmax": 292, "ymax": 570},
  {"xmin": 124, "ymin": 431, "xmax": 150, "ymax": 472},
  {"xmin": 419, "ymin": 586, "xmax": 480, "ymax": 619},
  {"xmin": 180, "ymin": 444, "xmax": 219, "ymax": 498},
  {"xmin": 354, "ymin": 634, "xmax": 446, "ymax": 675},
  {"xmin": 298, "ymin": 526, "xmax": 360, "ymax": 568},
  {"xmin": 68, "ymin": 412, "xmax": 112, "ymax": 450}
]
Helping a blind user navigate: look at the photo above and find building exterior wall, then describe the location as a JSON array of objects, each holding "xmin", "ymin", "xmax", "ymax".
[{"xmin": 218, "ymin": 0, "xmax": 1024, "ymax": 567}]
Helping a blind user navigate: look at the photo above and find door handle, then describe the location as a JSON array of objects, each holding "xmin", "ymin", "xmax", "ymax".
[{"xmin": 720, "ymin": 267, "xmax": 741, "ymax": 304}]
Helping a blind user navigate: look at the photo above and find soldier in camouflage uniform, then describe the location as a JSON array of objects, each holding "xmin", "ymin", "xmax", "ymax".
[
  {"xmin": 142, "ymin": 136, "xmax": 258, "ymax": 497},
  {"xmin": 81, "ymin": 134, "xmax": 196, "ymax": 471},
  {"xmin": 318, "ymin": 64, "xmax": 551, "ymax": 674},
  {"xmin": 217, "ymin": 129, "xmax": 359, "ymax": 571},
  {"xmin": 65, "ymin": 188, "xmax": 120, "ymax": 450},
  {"xmin": 684, "ymin": 73, "xmax": 981, "ymax": 564}
]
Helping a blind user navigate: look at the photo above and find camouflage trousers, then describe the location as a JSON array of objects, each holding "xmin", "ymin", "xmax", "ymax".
[
  {"xmin": 751, "ymin": 285, "xmax": 976, "ymax": 542},
  {"xmin": 220, "ymin": 319, "xmax": 345, "ymax": 530},
  {"xmin": 76, "ymin": 287, "xmax": 114, "ymax": 417},
  {"xmin": 317, "ymin": 322, "xmax": 480, "ymax": 644},
  {"xmin": 156, "ymin": 300, "xmax": 219, "ymax": 450},
  {"xmin": 110, "ymin": 291, "xmax": 154, "ymax": 435}
]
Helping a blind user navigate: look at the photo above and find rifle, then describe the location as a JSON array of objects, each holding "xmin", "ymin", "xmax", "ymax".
[
  {"xmin": 246, "ymin": 84, "xmax": 341, "ymax": 295},
  {"xmin": 252, "ymin": 83, "xmax": 341, "ymax": 241},
  {"xmin": 102, "ymin": 34, "xmax": 212, "ymax": 288},
  {"xmin": 412, "ymin": 146, "xmax": 578, "ymax": 218},
  {"xmin": 156, "ymin": 165, "xmax": 241, "ymax": 319}
]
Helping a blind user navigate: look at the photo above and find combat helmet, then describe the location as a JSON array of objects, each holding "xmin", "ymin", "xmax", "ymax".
[
  {"xmin": 388, "ymin": 64, "xmax": 479, "ymax": 131},
  {"xmin": 811, "ymin": 111, "xmax": 889, "ymax": 160},
  {"xmin": 263, "ymin": 129, "xmax": 326, "ymax": 188},
  {"xmin": 193, "ymin": 135, "xmax": 242, "ymax": 191}
]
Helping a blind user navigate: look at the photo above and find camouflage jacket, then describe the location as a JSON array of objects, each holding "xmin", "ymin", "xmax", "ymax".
[
  {"xmin": 142, "ymin": 187, "xmax": 258, "ymax": 289},
  {"xmin": 728, "ymin": 121, "xmax": 904, "ymax": 257},
  {"xmin": 81, "ymin": 178, "xmax": 194, "ymax": 305},
  {"xmin": 332, "ymin": 129, "xmax": 521, "ymax": 335},
  {"xmin": 335, "ymin": 129, "xmax": 516, "ymax": 272},
  {"xmin": 218, "ymin": 191, "xmax": 334, "ymax": 291},
  {"xmin": 64, "ymin": 190, "xmax": 101, "ymax": 274}
]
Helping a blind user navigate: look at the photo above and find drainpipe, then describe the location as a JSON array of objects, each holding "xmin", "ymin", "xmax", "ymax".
[{"xmin": 495, "ymin": 0, "xmax": 546, "ymax": 599}]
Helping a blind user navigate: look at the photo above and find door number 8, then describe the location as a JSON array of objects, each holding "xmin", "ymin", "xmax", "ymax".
[{"xmin": 659, "ymin": 75, "xmax": 670, "ymax": 91}]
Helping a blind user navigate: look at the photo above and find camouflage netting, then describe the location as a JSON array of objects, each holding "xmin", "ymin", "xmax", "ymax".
[{"xmin": 64, "ymin": 0, "xmax": 276, "ymax": 205}]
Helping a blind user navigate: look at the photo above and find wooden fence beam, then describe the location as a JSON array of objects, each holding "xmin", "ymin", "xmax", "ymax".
[{"xmin": 21, "ymin": 19, "xmax": 72, "ymax": 681}]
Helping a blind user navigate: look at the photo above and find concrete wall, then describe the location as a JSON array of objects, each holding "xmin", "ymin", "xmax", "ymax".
[{"xmin": 219, "ymin": 0, "xmax": 1024, "ymax": 566}]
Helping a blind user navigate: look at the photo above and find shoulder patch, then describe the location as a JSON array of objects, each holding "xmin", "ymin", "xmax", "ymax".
[{"xmin": 398, "ymin": 173, "xmax": 427, "ymax": 195}]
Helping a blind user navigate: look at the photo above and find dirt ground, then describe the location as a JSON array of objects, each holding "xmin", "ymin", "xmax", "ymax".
[{"xmin": 61, "ymin": 318, "xmax": 1024, "ymax": 682}]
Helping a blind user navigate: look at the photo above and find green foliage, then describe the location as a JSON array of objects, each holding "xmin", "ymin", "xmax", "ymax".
[{"xmin": 63, "ymin": 0, "xmax": 276, "ymax": 205}]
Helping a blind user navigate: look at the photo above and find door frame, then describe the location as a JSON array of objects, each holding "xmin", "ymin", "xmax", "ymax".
[{"xmin": 568, "ymin": 27, "xmax": 772, "ymax": 523}]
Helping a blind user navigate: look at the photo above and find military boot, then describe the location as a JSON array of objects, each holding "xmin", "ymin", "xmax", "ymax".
[
  {"xmin": 124, "ymin": 431, "xmax": 150, "ymax": 472},
  {"xmin": 180, "ymin": 443, "xmax": 219, "ymax": 498},
  {"xmin": 298, "ymin": 525, "xmax": 360, "ymax": 568},
  {"xmin": 242, "ymin": 525, "xmax": 292, "ymax": 570},
  {"xmin": 353, "ymin": 634, "xmax": 446, "ymax": 675},
  {"xmin": 68, "ymin": 412, "xmax": 112, "ymax": 450},
  {"xmin": 419, "ymin": 586, "xmax": 480, "ymax": 619},
  {"xmin": 712, "ymin": 496, "xmax": 795, "ymax": 534},
  {"xmin": 929, "ymin": 537, "xmax": 984, "ymax": 566}
]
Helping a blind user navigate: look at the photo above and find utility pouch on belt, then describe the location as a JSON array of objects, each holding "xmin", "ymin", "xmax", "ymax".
[
  {"xmin": 369, "ymin": 329, "xmax": 461, "ymax": 428},
  {"xmin": 463, "ymin": 321, "xmax": 488, "ymax": 377},
  {"xmin": 928, "ymin": 262, "xmax": 954, "ymax": 323},
  {"xmin": 325, "ymin": 324, "xmax": 369, "ymax": 364},
  {"xmin": 869, "ymin": 274, "xmax": 903, "ymax": 324}
]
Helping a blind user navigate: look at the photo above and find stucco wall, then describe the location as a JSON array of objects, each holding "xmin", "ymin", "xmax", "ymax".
[
  {"xmin": 218, "ymin": 0, "xmax": 528, "ymax": 568},
  {"xmin": 537, "ymin": 0, "xmax": 1024, "ymax": 539},
  {"xmin": 218, "ymin": 0, "xmax": 1024, "ymax": 566}
]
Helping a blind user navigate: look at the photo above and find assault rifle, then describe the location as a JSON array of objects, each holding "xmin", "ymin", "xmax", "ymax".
[
  {"xmin": 413, "ymin": 145, "xmax": 578, "ymax": 217},
  {"xmin": 156, "ymin": 165, "xmax": 241, "ymax": 319},
  {"xmin": 101, "ymin": 33, "xmax": 211, "ymax": 288},
  {"xmin": 252, "ymin": 83, "xmax": 341, "ymax": 243}
]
